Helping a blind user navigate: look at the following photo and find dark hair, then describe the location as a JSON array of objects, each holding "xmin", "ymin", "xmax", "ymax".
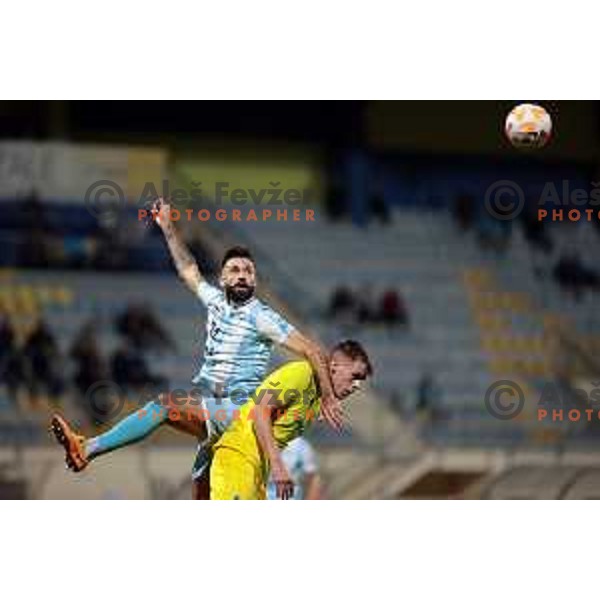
[
  {"xmin": 332, "ymin": 339, "xmax": 373, "ymax": 377},
  {"xmin": 220, "ymin": 246, "xmax": 255, "ymax": 270}
]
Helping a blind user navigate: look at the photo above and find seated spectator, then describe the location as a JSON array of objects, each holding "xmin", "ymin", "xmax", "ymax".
[
  {"xmin": 0, "ymin": 310, "xmax": 15, "ymax": 371},
  {"xmin": 18, "ymin": 192, "xmax": 54, "ymax": 268},
  {"xmin": 416, "ymin": 372, "xmax": 440, "ymax": 415},
  {"xmin": 379, "ymin": 288, "xmax": 409, "ymax": 328},
  {"xmin": 520, "ymin": 202, "xmax": 553, "ymax": 254},
  {"xmin": 63, "ymin": 235, "xmax": 95, "ymax": 269},
  {"xmin": 415, "ymin": 371, "xmax": 445, "ymax": 435},
  {"xmin": 370, "ymin": 190, "xmax": 390, "ymax": 225},
  {"xmin": 92, "ymin": 217, "xmax": 128, "ymax": 270},
  {"xmin": 356, "ymin": 284, "xmax": 377, "ymax": 324},
  {"xmin": 22, "ymin": 317, "xmax": 64, "ymax": 405},
  {"xmin": 115, "ymin": 302, "xmax": 175, "ymax": 353},
  {"xmin": 328, "ymin": 285, "xmax": 356, "ymax": 322},
  {"xmin": 476, "ymin": 214, "xmax": 511, "ymax": 255},
  {"xmin": 138, "ymin": 303, "xmax": 176, "ymax": 351},
  {"xmin": 70, "ymin": 320, "xmax": 111, "ymax": 425},
  {"xmin": 324, "ymin": 180, "xmax": 347, "ymax": 222},
  {"xmin": 21, "ymin": 192, "xmax": 47, "ymax": 230},
  {"xmin": 452, "ymin": 193, "xmax": 475, "ymax": 231},
  {"xmin": 553, "ymin": 251, "xmax": 600, "ymax": 300},
  {"xmin": 70, "ymin": 319, "xmax": 109, "ymax": 393},
  {"xmin": 19, "ymin": 225, "xmax": 49, "ymax": 268},
  {"xmin": 0, "ymin": 311, "xmax": 27, "ymax": 405},
  {"xmin": 111, "ymin": 340, "xmax": 167, "ymax": 393}
]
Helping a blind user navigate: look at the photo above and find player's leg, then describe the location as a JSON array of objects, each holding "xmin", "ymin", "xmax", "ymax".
[
  {"xmin": 210, "ymin": 448, "xmax": 265, "ymax": 500},
  {"xmin": 160, "ymin": 391, "xmax": 214, "ymax": 430},
  {"xmin": 190, "ymin": 438, "xmax": 213, "ymax": 499},
  {"xmin": 167, "ymin": 415, "xmax": 206, "ymax": 438},
  {"xmin": 51, "ymin": 388, "xmax": 217, "ymax": 470},
  {"xmin": 51, "ymin": 396, "xmax": 176, "ymax": 471},
  {"xmin": 173, "ymin": 391, "xmax": 246, "ymax": 498},
  {"xmin": 192, "ymin": 469, "xmax": 210, "ymax": 500},
  {"xmin": 170, "ymin": 411, "xmax": 211, "ymax": 498},
  {"xmin": 161, "ymin": 393, "xmax": 215, "ymax": 499}
]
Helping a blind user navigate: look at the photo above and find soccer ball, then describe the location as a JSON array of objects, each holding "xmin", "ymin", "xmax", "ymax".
[{"xmin": 505, "ymin": 103, "xmax": 552, "ymax": 149}]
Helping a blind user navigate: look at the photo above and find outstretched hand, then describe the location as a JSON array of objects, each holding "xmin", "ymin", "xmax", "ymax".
[{"xmin": 151, "ymin": 196, "xmax": 172, "ymax": 231}]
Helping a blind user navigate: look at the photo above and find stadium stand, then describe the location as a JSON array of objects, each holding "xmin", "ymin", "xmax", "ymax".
[
  {"xmin": 3, "ymin": 201, "xmax": 600, "ymax": 498},
  {"xmin": 213, "ymin": 204, "xmax": 600, "ymax": 454}
]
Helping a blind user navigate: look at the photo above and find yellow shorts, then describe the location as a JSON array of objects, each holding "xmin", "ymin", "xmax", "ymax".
[{"xmin": 210, "ymin": 447, "xmax": 266, "ymax": 500}]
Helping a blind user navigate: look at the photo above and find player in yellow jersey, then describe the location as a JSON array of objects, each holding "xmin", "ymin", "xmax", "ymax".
[{"xmin": 210, "ymin": 339, "xmax": 372, "ymax": 500}]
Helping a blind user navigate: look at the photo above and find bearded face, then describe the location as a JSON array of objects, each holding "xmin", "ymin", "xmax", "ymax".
[{"xmin": 221, "ymin": 257, "xmax": 256, "ymax": 304}]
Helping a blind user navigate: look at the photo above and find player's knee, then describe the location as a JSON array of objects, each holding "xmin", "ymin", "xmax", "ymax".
[
  {"xmin": 193, "ymin": 474, "xmax": 210, "ymax": 500},
  {"xmin": 159, "ymin": 392, "xmax": 180, "ymax": 410},
  {"xmin": 160, "ymin": 390, "xmax": 189, "ymax": 409}
]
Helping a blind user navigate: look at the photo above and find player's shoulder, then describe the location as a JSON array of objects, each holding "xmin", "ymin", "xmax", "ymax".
[
  {"xmin": 250, "ymin": 299, "xmax": 295, "ymax": 341},
  {"xmin": 277, "ymin": 359, "xmax": 313, "ymax": 382},
  {"xmin": 250, "ymin": 297, "xmax": 279, "ymax": 318},
  {"xmin": 197, "ymin": 281, "xmax": 225, "ymax": 306}
]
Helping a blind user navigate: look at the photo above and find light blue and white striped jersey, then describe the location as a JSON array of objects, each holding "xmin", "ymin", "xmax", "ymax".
[
  {"xmin": 192, "ymin": 281, "xmax": 295, "ymax": 398},
  {"xmin": 267, "ymin": 437, "xmax": 318, "ymax": 500}
]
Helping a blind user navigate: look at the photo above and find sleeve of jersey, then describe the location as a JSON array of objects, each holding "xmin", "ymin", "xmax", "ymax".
[
  {"xmin": 255, "ymin": 305, "xmax": 296, "ymax": 344},
  {"xmin": 196, "ymin": 281, "xmax": 221, "ymax": 306}
]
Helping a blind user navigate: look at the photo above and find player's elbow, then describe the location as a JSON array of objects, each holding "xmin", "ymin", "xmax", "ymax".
[
  {"xmin": 179, "ymin": 265, "xmax": 200, "ymax": 290},
  {"xmin": 303, "ymin": 339, "xmax": 325, "ymax": 362},
  {"xmin": 179, "ymin": 264, "xmax": 196, "ymax": 280},
  {"xmin": 159, "ymin": 392, "xmax": 176, "ymax": 411}
]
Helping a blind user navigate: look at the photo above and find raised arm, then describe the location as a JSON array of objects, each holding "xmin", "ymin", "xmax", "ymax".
[
  {"xmin": 253, "ymin": 390, "xmax": 294, "ymax": 500},
  {"xmin": 153, "ymin": 197, "xmax": 203, "ymax": 293},
  {"xmin": 282, "ymin": 330, "xmax": 343, "ymax": 431}
]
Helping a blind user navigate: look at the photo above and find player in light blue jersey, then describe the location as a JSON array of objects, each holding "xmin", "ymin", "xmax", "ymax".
[
  {"xmin": 267, "ymin": 437, "xmax": 322, "ymax": 500},
  {"xmin": 51, "ymin": 197, "xmax": 342, "ymax": 499}
]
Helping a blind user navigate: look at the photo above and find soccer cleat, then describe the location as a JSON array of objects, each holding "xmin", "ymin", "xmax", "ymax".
[{"xmin": 50, "ymin": 414, "xmax": 89, "ymax": 472}]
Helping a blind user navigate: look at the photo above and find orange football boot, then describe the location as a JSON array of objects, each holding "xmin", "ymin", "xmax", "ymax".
[{"xmin": 50, "ymin": 414, "xmax": 89, "ymax": 472}]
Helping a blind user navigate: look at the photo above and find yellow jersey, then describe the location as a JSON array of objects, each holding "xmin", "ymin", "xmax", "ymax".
[{"xmin": 213, "ymin": 360, "xmax": 321, "ymax": 475}]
